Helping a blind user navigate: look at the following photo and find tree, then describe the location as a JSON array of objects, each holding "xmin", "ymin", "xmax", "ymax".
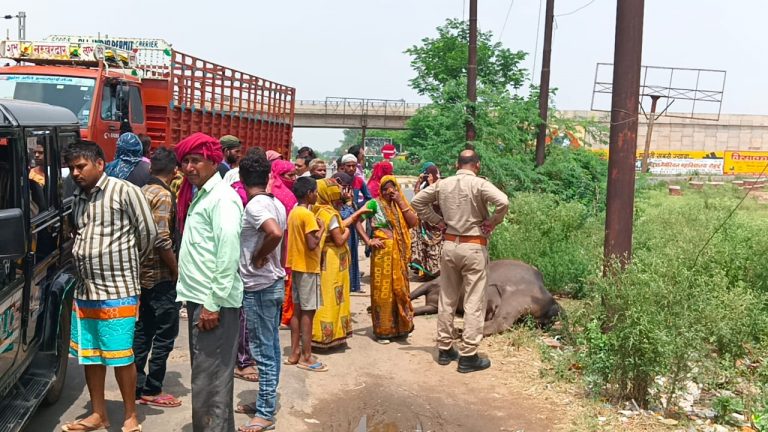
[
  {"xmin": 404, "ymin": 19, "xmax": 528, "ymax": 99},
  {"xmin": 402, "ymin": 19, "xmax": 608, "ymax": 209}
]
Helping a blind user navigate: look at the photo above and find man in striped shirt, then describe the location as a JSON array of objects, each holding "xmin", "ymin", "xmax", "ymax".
[{"xmin": 64, "ymin": 140, "xmax": 156, "ymax": 432}]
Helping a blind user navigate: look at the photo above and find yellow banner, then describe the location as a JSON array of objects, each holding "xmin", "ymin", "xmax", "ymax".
[
  {"xmin": 723, "ymin": 151, "xmax": 768, "ymax": 175},
  {"xmin": 594, "ymin": 149, "xmax": 724, "ymax": 159}
]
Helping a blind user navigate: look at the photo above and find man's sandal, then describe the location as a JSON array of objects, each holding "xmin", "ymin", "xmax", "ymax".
[
  {"xmin": 238, "ymin": 419, "xmax": 275, "ymax": 431},
  {"xmin": 61, "ymin": 420, "xmax": 110, "ymax": 431},
  {"xmin": 138, "ymin": 394, "xmax": 182, "ymax": 407},
  {"xmin": 234, "ymin": 366, "xmax": 259, "ymax": 382}
]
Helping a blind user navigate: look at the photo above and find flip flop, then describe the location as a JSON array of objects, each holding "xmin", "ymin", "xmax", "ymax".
[
  {"xmin": 61, "ymin": 419, "xmax": 110, "ymax": 431},
  {"xmin": 238, "ymin": 420, "xmax": 275, "ymax": 432},
  {"xmin": 234, "ymin": 367, "xmax": 259, "ymax": 382},
  {"xmin": 138, "ymin": 394, "xmax": 182, "ymax": 407},
  {"xmin": 235, "ymin": 403, "xmax": 257, "ymax": 415},
  {"xmin": 121, "ymin": 427, "xmax": 142, "ymax": 432},
  {"xmin": 297, "ymin": 361, "xmax": 328, "ymax": 372},
  {"xmin": 282, "ymin": 358, "xmax": 299, "ymax": 365}
]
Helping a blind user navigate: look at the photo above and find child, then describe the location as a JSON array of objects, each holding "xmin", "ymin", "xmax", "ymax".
[{"xmin": 285, "ymin": 177, "xmax": 328, "ymax": 371}]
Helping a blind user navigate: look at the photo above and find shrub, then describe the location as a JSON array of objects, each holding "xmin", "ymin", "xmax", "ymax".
[
  {"xmin": 489, "ymin": 193, "xmax": 602, "ymax": 297},
  {"xmin": 576, "ymin": 189, "xmax": 768, "ymax": 408}
]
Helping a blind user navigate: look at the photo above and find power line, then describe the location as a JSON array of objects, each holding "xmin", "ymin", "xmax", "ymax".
[
  {"xmin": 498, "ymin": 0, "xmax": 515, "ymax": 41},
  {"xmin": 556, "ymin": 0, "xmax": 597, "ymax": 17},
  {"xmin": 532, "ymin": 0, "xmax": 544, "ymax": 77}
]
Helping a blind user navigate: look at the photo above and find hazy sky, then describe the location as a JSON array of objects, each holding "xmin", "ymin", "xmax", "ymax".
[{"xmin": 3, "ymin": 0, "xmax": 765, "ymax": 152}]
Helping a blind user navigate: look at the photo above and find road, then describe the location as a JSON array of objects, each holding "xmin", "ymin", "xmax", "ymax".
[{"xmin": 26, "ymin": 249, "xmax": 564, "ymax": 432}]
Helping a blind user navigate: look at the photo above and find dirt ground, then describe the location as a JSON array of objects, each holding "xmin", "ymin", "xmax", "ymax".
[{"xmin": 27, "ymin": 249, "xmax": 665, "ymax": 432}]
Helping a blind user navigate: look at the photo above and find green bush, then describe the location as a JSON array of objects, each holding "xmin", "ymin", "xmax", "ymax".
[
  {"xmin": 576, "ymin": 189, "xmax": 768, "ymax": 408},
  {"xmin": 489, "ymin": 193, "xmax": 602, "ymax": 297}
]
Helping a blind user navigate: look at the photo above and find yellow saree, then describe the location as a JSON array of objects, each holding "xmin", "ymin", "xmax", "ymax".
[
  {"xmin": 370, "ymin": 175, "xmax": 414, "ymax": 339},
  {"xmin": 312, "ymin": 179, "xmax": 352, "ymax": 348}
]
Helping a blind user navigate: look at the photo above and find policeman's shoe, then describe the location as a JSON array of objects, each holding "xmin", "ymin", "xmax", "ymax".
[
  {"xmin": 437, "ymin": 347, "xmax": 459, "ymax": 365},
  {"xmin": 457, "ymin": 354, "xmax": 491, "ymax": 373}
]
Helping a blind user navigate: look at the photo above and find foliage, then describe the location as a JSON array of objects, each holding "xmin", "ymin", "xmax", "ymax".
[
  {"xmin": 404, "ymin": 18, "xmax": 528, "ymax": 99},
  {"xmin": 489, "ymin": 193, "xmax": 602, "ymax": 297},
  {"xmin": 572, "ymin": 189, "xmax": 768, "ymax": 408}
]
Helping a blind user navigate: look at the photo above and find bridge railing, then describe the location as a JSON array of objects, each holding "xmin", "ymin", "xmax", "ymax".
[{"xmin": 295, "ymin": 98, "xmax": 428, "ymax": 116}]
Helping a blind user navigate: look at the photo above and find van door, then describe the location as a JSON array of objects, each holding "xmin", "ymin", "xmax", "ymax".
[
  {"xmin": 0, "ymin": 131, "xmax": 23, "ymax": 379},
  {"xmin": 23, "ymin": 128, "xmax": 61, "ymax": 349}
]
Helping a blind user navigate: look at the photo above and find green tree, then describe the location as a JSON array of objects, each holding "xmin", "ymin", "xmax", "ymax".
[
  {"xmin": 402, "ymin": 19, "xmax": 608, "ymax": 209},
  {"xmin": 404, "ymin": 18, "xmax": 528, "ymax": 98}
]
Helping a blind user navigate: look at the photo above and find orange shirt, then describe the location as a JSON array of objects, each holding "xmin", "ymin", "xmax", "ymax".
[{"xmin": 286, "ymin": 205, "xmax": 321, "ymax": 273}]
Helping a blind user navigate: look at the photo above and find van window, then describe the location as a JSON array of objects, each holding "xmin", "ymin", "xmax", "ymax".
[
  {"xmin": 27, "ymin": 130, "xmax": 58, "ymax": 264},
  {"xmin": 130, "ymin": 86, "xmax": 144, "ymax": 124}
]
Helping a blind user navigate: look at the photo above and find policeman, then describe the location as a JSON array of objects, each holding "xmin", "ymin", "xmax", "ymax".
[{"xmin": 411, "ymin": 149, "xmax": 509, "ymax": 373}]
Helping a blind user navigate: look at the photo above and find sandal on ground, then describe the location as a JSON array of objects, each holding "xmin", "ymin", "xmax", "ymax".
[
  {"xmin": 297, "ymin": 361, "xmax": 328, "ymax": 372},
  {"xmin": 235, "ymin": 403, "xmax": 257, "ymax": 415},
  {"xmin": 282, "ymin": 358, "xmax": 299, "ymax": 365},
  {"xmin": 61, "ymin": 419, "xmax": 110, "ymax": 431},
  {"xmin": 234, "ymin": 366, "xmax": 259, "ymax": 382},
  {"xmin": 121, "ymin": 426, "xmax": 142, "ymax": 432},
  {"xmin": 238, "ymin": 419, "xmax": 275, "ymax": 431},
  {"xmin": 138, "ymin": 393, "xmax": 182, "ymax": 407},
  {"xmin": 377, "ymin": 338, "xmax": 391, "ymax": 345}
]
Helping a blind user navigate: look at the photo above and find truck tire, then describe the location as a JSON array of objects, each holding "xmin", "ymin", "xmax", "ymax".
[{"xmin": 43, "ymin": 293, "xmax": 73, "ymax": 405}]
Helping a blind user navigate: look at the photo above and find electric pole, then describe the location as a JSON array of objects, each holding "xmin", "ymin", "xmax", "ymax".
[
  {"xmin": 466, "ymin": 0, "xmax": 478, "ymax": 144},
  {"xmin": 535, "ymin": 0, "xmax": 555, "ymax": 167},
  {"xmin": 603, "ymin": 0, "xmax": 645, "ymax": 272}
]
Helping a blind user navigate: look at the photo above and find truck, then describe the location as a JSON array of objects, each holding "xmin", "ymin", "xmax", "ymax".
[
  {"xmin": 0, "ymin": 35, "xmax": 295, "ymax": 161},
  {"xmin": 0, "ymin": 98, "xmax": 81, "ymax": 431}
]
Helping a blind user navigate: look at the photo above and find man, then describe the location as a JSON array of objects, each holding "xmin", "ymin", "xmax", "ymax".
[
  {"xmin": 342, "ymin": 154, "xmax": 371, "ymax": 207},
  {"xmin": 175, "ymin": 133, "xmax": 244, "ymax": 432},
  {"xmin": 217, "ymin": 134, "xmax": 242, "ymax": 178},
  {"xmin": 134, "ymin": 147, "xmax": 182, "ymax": 408},
  {"xmin": 294, "ymin": 155, "xmax": 311, "ymax": 177},
  {"xmin": 308, "ymin": 158, "xmax": 327, "ymax": 180},
  {"xmin": 296, "ymin": 146, "xmax": 316, "ymax": 161},
  {"xmin": 411, "ymin": 149, "xmax": 509, "ymax": 374},
  {"xmin": 63, "ymin": 140, "xmax": 156, "ymax": 432},
  {"xmin": 236, "ymin": 151, "xmax": 287, "ymax": 431}
]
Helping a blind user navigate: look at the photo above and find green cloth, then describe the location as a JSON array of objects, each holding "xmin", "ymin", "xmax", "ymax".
[
  {"xmin": 220, "ymin": 135, "xmax": 241, "ymax": 149},
  {"xmin": 177, "ymin": 173, "xmax": 244, "ymax": 312}
]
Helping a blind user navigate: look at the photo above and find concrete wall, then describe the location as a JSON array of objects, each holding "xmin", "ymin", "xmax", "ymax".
[{"xmin": 560, "ymin": 111, "xmax": 768, "ymax": 152}]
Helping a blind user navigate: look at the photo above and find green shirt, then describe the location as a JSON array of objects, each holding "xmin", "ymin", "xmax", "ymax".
[{"xmin": 177, "ymin": 173, "xmax": 244, "ymax": 312}]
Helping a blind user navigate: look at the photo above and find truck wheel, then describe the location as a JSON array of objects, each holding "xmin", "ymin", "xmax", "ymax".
[{"xmin": 43, "ymin": 294, "xmax": 73, "ymax": 405}]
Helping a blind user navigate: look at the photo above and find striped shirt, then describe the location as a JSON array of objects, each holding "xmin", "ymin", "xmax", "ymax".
[{"xmin": 72, "ymin": 174, "xmax": 157, "ymax": 300}]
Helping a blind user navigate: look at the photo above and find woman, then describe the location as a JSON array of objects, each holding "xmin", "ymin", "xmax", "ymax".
[
  {"xmin": 311, "ymin": 179, "xmax": 370, "ymax": 348},
  {"xmin": 367, "ymin": 161, "xmax": 393, "ymax": 199},
  {"xmin": 268, "ymin": 160, "xmax": 299, "ymax": 328},
  {"xmin": 359, "ymin": 176, "xmax": 419, "ymax": 343},
  {"xmin": 332, "ymin": 172, "xmax": 365, "ymax": 293},
  {"xmin": 410, "ymin": 163, "xmax": 443, "ymax": 279}
]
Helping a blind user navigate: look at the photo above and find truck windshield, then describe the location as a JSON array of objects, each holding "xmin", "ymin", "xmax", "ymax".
[{"xmin": 0, "ymin": 74, "xmax": 95, "ymax": 127}]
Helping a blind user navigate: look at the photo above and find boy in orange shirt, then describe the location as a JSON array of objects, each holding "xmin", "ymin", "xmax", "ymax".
[{"xmin": 285, "ymin": 177, "xmax": 328, "ymax": 371}]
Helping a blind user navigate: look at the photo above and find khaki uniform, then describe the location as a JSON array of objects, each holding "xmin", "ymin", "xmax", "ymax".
[{"xmin": 411, "ymin": 169, "xmax": 509, "ymax": 356}]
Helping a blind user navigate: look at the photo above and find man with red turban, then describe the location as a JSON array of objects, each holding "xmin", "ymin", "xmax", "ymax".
[{"xmin": 174, "ymin": 133, "xmax": 244, "ymax": 432}]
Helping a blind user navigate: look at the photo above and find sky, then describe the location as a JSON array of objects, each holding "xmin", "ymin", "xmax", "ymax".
[{"xmin": 2, "ymin": 0, "xmax": 765, "ymax": 152}]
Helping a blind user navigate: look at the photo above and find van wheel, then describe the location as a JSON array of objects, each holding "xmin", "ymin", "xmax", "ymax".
[{"xmin": 43, "ymin": 294, "xmax": 72, "ymax": 405}]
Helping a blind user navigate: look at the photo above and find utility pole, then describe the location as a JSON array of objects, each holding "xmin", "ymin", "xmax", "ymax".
[
  {"xmin": 603, "ymin": 0, "xmax": 644, "ymax": 273},
  {"xmin": 639, "ymin": 95, "xmax": 661, "ymax": 173},
  {"xmin": 535, "ymin": 0, "xmax": 555, "ymax": 166},
  {"xmin": 466, "ymin": 0, "xmax": 478, "ymax": 144}
]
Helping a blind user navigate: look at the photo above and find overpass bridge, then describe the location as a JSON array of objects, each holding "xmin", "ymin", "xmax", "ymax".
[{"xmin": 294, "ymin": 97, "xmax": 426, "ymax": 129}]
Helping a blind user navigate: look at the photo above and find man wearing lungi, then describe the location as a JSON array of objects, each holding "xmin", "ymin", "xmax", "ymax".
[{"xmin": 63, "ymin": 140, "xmax": 157, "ymax": 432}]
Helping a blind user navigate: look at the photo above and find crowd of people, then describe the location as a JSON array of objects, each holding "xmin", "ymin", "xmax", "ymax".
[{"xmin": 58, "ymin": 132, "xmax": 508, "ymax": 432}]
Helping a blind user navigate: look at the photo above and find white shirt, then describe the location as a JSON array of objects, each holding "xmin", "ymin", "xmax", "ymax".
[{"xmin": 239, "ymin": 194, "xmax": 287, "ymax": 291}]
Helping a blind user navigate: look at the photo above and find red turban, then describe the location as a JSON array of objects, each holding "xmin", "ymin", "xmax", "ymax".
[{"xmin": 175, "ymin": 133, "xmax": 224, "ymax": 234}]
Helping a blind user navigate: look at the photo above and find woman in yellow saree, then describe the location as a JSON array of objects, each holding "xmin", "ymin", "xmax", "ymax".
[
  {"xmin": 312, "ymin": 178, "xmax": 370, "ymax": 348},
  {"xmin": 359, "ymin": 175, "xmax": 419, "ymax": 343}
]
